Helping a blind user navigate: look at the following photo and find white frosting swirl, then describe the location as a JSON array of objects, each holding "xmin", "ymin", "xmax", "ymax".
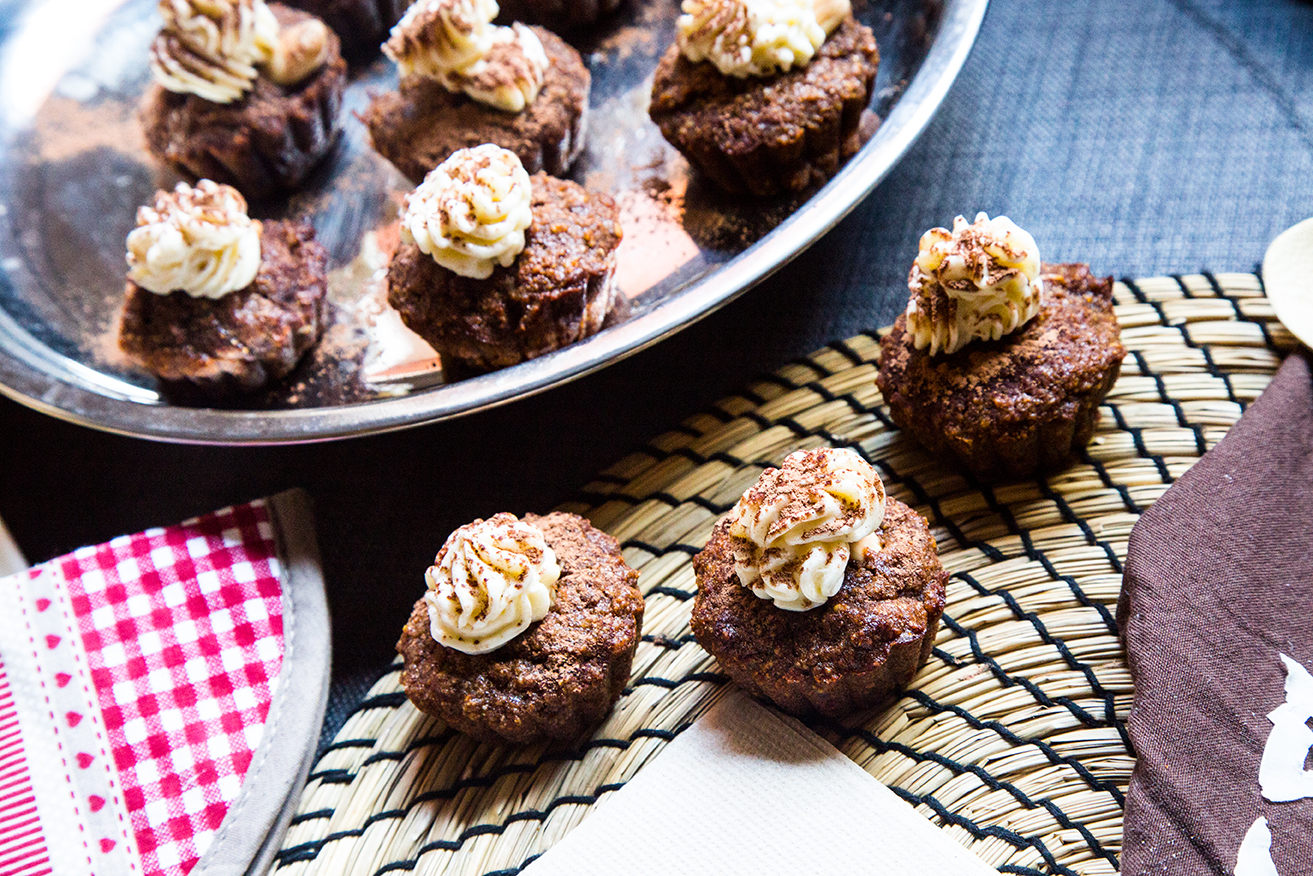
[
  {"xmin": 727, "ymin": 447, "xmax": 886, "ymax": 612},
  {"xmin": 439, "ymin": 23, "xmax": 548, "ymax": 112},
  {"xmin": 677, "ymin": 0, "xmax": 846, "ymax": 79},
  {"xmin": 400, "ymin": 144, "xmax": 533, "ymax": 279},
  {"xmin": 150, "ymin": 0, "xmax": 329, "ymax": 101},
  {"xmin": 905, "ymin": 212, "xmax": 1044, "ymax": 356},
  {"xmin": 384, "ymin": 0, "xmax": 546, "ymax": 112},
  {"xmin": 125, "ymin": 180, "xmax": 261, "ymax": 299},
  {"xmin": 384, "ymin": 0, "xmax": 499, "ymax": 77},
  {"xmin": 423, "ymin": 513, "xmax": 561, "ymax": 654},
  {"xmin": 149, "ymin": 0, "xmax": 279, "ymax": 103}
]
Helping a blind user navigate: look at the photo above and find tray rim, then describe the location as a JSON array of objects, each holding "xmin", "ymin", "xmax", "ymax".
[{"xmin": 0, "ymin": 0, "xmax": 989, "ymax": 445}]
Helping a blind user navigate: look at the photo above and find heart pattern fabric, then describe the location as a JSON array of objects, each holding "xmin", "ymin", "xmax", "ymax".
[{"xmin": 0, "ymin": 501, "xmax": 285, "ymax": 876}]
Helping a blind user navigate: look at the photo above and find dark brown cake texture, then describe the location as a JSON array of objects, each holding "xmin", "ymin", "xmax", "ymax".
[
  {"xmin": 282, "ymin": 0, "xmax": 408, "ymax": 60},
  {"xmin": 119, "ymin": 219, "xmax": 329, "ymax": 394},
  {"xmin": 366, "ymin": 26, "xmax": 589, "ymax": 182},
  {"xmin": 876, "ymin": 263, "xmax": 1126, "ymax": 479},
  {"xmin": 649, "ymin": 15, "xmax": 878, "ymax": 197},
  {"xmin": 387, "ymin": 171, "xmax": 622, "ymax": 372},
  {"xmin": 141, "ymin": 4, "xmax": 348, "ymax": 201},
  {"xmin": 692, "ymin": 498, "xmax": 947, "ymax": 718},
  {"xmin": 397, "ymin": 512, "xmax": 645, "ymax": 744}
]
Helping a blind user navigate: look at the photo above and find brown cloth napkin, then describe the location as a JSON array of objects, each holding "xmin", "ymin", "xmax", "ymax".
[{"xmin": 1118, "ymin": 351, "xmax": 1313, "ymax": 876}]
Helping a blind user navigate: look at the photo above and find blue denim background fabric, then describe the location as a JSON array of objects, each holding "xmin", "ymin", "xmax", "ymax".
[{"xmin": 2, "ymin": 0, "xmax": 1312, "ymax": 781}]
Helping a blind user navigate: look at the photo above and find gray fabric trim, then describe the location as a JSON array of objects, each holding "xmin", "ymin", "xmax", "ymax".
[
  {"xmin": 0, "ymin": 513, "xmax": 26, "ymax": 577},
  {"xmin": 193, "ymin": 489, "xmax": 332, "ymax": 876}
]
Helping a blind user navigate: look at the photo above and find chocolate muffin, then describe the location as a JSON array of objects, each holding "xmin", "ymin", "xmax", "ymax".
[
  {"xmin": 282, "ymin": 0, "xmax": 407, "ymax": 60},
  {"xmin": 141, "ymin": 4, "xmax": 347, "ymax": 200},
  {"xmin": 366, "ymin": 26, "xmax": 589, "ymax": 182},
  {"xmin": 693, "ymin": 497, "xmax": 946, "ymax": 718},
  {"xmin": 119, "ymin": 219, "xmax": 328, "ymax": 394},
  {"xmin": 877, "ymin": 263, "xmax": 1125, "ymax": 479},
  {"xmin": 397, "ymin": 512, "xmax": 645, "ymax": 744},
  {"xmin": 494, "ymin": 0, "xmax": 623, "ymax": 31},
  {"xmin": 388, "ymin": 168, "xmax": 622, "ymax": 372},
  {"xmin": 649, "ymin": 15, "xmax": 878, "ymax": 196}
]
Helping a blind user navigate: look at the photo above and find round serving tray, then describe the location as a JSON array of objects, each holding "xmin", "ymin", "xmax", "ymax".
[{"xmin": 0, "ymin": 0, "xmax": 987, "ymax": 444}]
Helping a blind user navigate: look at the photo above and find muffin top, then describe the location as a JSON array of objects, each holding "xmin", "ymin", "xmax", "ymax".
[{"xmin": 397, "ymin": 512, "xmax": 644, "ymax": 743}]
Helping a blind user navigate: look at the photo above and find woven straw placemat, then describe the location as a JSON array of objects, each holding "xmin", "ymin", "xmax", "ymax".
[{"xmin": 274, "ymin": 273, "xmax": 1297, "ymax": 876}]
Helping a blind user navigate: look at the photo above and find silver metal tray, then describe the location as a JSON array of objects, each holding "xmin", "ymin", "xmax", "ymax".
[{"xmin": 0, "ymin": 0, "xmax": 987, "ymax": 444}]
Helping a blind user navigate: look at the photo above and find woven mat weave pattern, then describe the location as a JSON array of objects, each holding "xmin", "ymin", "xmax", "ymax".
[{"xmin": 274, "ymin": 273, "xmax": 1296, "ymax": 876}]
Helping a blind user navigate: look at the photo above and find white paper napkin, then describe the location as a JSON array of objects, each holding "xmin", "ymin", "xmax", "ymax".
[{"xmin": 521, "ymin": 690, "xmax": 998, "ymax": 875}]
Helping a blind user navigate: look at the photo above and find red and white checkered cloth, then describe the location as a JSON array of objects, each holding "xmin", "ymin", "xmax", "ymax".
[{"xmin": 0, "ymin": 501, "xmax": 285, "ymax": 876}]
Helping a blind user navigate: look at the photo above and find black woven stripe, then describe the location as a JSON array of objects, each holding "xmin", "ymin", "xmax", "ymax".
[
  {"xmin": 277, "ymin": 722, "xmax": 699, "ymax": 868},
  {"xmin": 631, "ymin": 727, "xmax": 681, "ymax": 741},
  {"xmin": 320, "ymin": 737, "xmax": 377, "ymax": 754},
  {"xmin": 484, "ymin": 856, "xmax": 541, "ymax": 876},
  {"xmin": 621, "ymin": 539, "xmax": 701, "ymax": 556},
  {"xmin": 950, "ymin": 569, "xmax": 1118, "ymax": 722},
  {"xmin": 629, "ymin": 672, "xmax": 726, "ymax": 690},
  {"xmin": 1105, "ymin": 404, "xmax": 1173, "ymax": 483},
  {"xmin": 1171, "ymin": 273, "xmax": 1197, "ymax": 298},
  {"xmin": 369, "ymin": 785, "xmax": 630, "ymax": 875},
  {"xmin": 950, "ymin": 570, "xmax": 1121, "ymax": 732},
  {"xmin": 642, "ymin": 633, "xmax": 698, "ymax": 649},
  {"xmin": 751, "ymin": 373, "xmax": 803, "ymax": 396},
  {"xmin": 802, "ymin": 379, "xmax": 840, "ymax": 404},
  {"xmin": 353, "ymin": 691, "xmax": 408, "ymax": 712},
  {"xmin": 1120, "ymin": 277, "xmax": 1184, "ymax": 337},
  {"xmin": 903, "ymin": 689, "xmax": 1125, "ymax": 806},
  {"xmin": 1195, "ymin": 343, "xmax": 1243, "ymax": 406},
  {"xmin": 938, "ymin": 613, "xmax": 1106, "ymax": 731},
  {"xmin": 826, "ymin": 338, "xmax": 870, "ymax": 367},
  {"xmin": 931, "ymin": 646, "xmax": 965, "ymax": 667},
  {"xmin": 1076, "ymin": 444, "xmax": 1143, "ymax": 514},
  {"xmin": 886, "ymin": 786, "xmax": 1080, "ymax": 876},
  {"xmin": 701, "ymin": 403, "xmax": 735, "ymax": 423},
  {"xmin": 1130, "ymin": 351, "xmax": 1185, "ymax": 423},
  {"xmin": 845, "ymin": 443, "xmax": 1001, "ymax": 560},
  {"xmin": 960, "ymin": 476, "xmax": 1119, "ymax": 635},
  {"xmin": 784, "ymin": 353, "xmax": 829, "ymax": 378},
  {"xmin": 1120, "ymin": 276, "xmax": 1147, "ymax": 303},
  {"xmin": 1127, "ymin": 309, "xmax": 1237, "ymax": 450},
  {"xmin": 739, "ymin": 409, "xmax": 778, "ymax": 433},
  {"xmin": 1127, "ymin": 350, "xmax": 1212, "ymax": 455},
  {"xmin": 1034, "ymin": 474, "xmax": 1124, "ymax": 574},
  {"xmin": 353, "ymin": 732, "xmax": 457, "ymax": 770},
  {"xmin": 288, "ymin": 808, "xmax": 334, "ymax": 826},
  {"xmin": 737, "ymin": 385, "xmax": 770, "ymax": 406},
  {"xmin": 1208, "ymin": 269, "xmax": 1280, "ymax": 351},
  {"xmin": 830, "ymin": 720, "xmax": 1119, "ymax": 870},
  {"xmin": 358, "ymin": 749, "xmax": 406, "ymax": 767},
  {"xmin": 306, "ymin": 768, "xmax": 354, "ymax": 785},
  {"xmin": 646, "ymin": 586, "xmax": 694, "ymax": 601},
  {"xmin": 568, "ymin": 489, "xmax": 737, "ymax": 514}
]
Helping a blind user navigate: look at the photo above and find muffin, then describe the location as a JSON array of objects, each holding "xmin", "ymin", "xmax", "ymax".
[
  {"xmin": 692, "ymin": 448, "xmax": 946, "ymax": 717},
  {"xmin": 397, "ymin": 511, "xmax": 645, "ymax": 744},
  {"xmin": 386, "ymin": 144, "xmax": 622, "ymax": 372},
  {"xmin": 365, "ymin": 0, "xmax": 589, "ymax": 182},
  {"xmin": 280, "ymin": 0, "xmax": 408, "ymax": 60},
  {"xmin": 876, "ymin": 213, "xmax": 1126, "ymax": 479},
  {"xmin": 141, "ymin": 0, "xmax": 347, "ymax": 200},
  {"xmin": 649, "ymin": 0, "xmax": 878, "ymax": 196},
  {"xmin": 118, "ymin": 180, "xmax": 328, "ymax": 394}
]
